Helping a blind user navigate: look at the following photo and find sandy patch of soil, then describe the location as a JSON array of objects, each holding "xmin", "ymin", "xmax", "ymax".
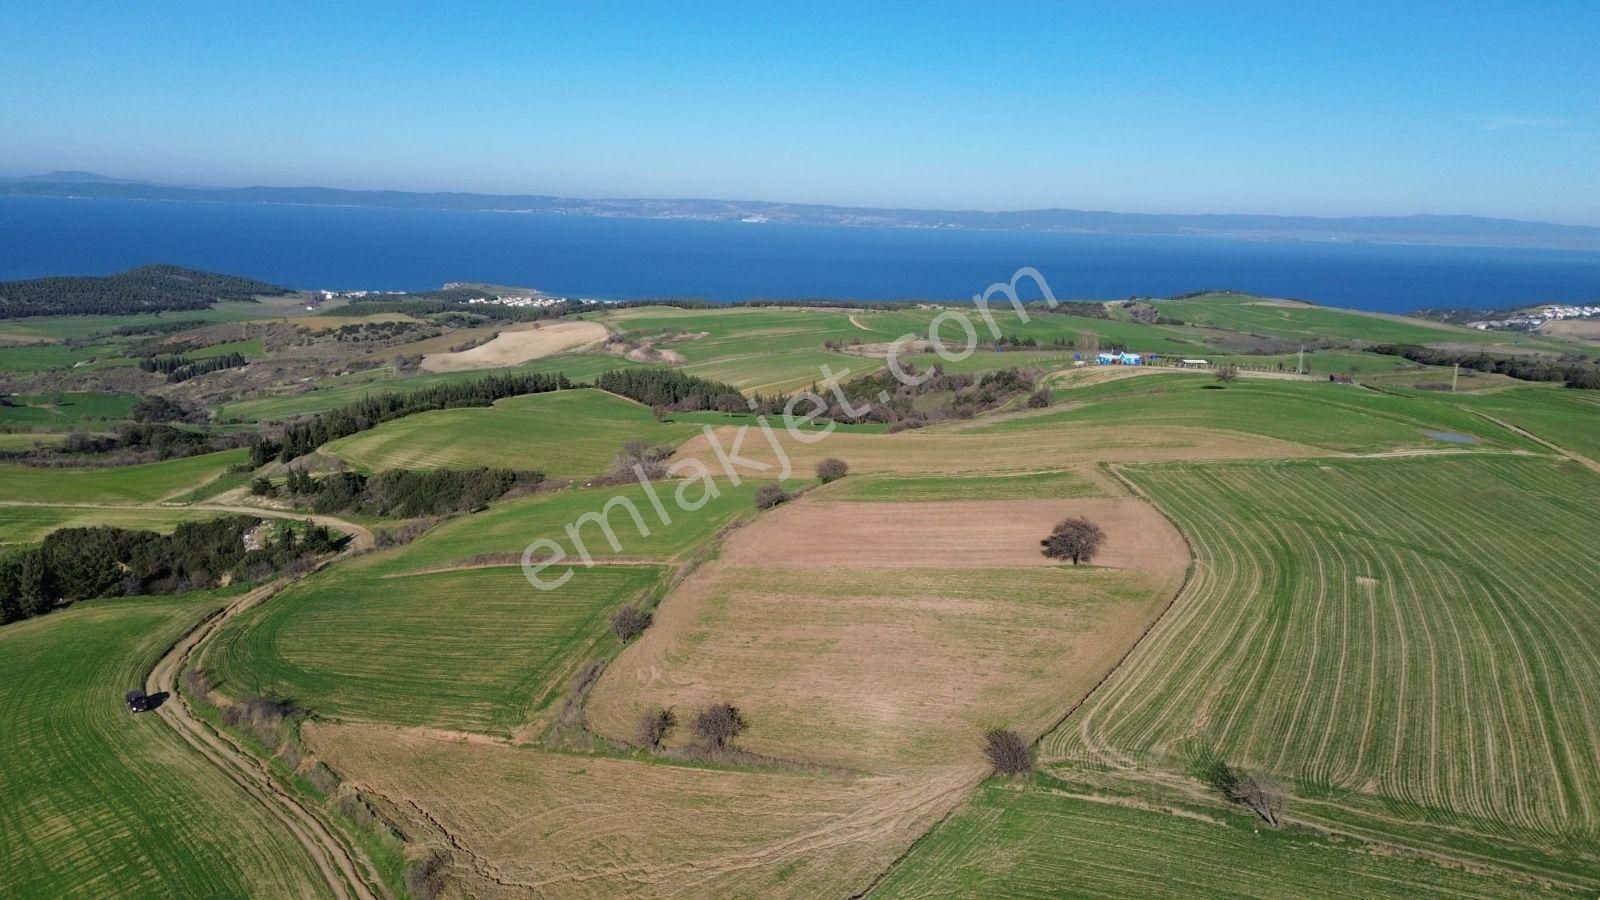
[
  {"xmin": 306, "ymin": 722, "xmax": 978, "ymax": 899},
  {"xmin": 421, "ymin": 320, "xmax": 608, "ymax": 372},
  {"xmin": 1540, "ymin": 319, "xmax": 1600, "ymax": 341},
  {"xmin": 625, "ymin": 345, "xmax": 687, "ymax": 364}
]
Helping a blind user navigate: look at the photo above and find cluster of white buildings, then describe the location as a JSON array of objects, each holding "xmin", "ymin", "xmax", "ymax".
[
  {"xmin": 316, "ymin": 289, "xmax": 407, "ymax": 300},
  {"xmin": 1468, "ymin": 304, "xmax": 1600, "ymax": 331},
  {"xmin": 464, "ymin": 295, "xmax": 567, "ymax": 308}
]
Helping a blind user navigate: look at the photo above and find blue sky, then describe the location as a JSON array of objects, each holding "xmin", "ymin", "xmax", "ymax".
[{"xmin": 2, "ymin": 2, "xmax": 1597, "ymax": 223}]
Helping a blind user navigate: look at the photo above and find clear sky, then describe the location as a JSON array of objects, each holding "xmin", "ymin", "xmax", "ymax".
[{"xmin": 2, "ymin": 1, "xmax": 1597, "ymax": 224}]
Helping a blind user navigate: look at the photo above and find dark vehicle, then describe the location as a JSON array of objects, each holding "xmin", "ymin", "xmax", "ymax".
[{"xmin": 125, "ymin": 690, "xmax": 151, "ymax": 713}]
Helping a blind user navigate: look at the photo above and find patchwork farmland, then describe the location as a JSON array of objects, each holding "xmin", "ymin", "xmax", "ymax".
[{"xmin": 4, "ymin": 291, "xmax": 1600, "ymax": 897}]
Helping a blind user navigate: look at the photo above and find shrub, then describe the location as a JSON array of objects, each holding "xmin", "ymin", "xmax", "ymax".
[
  {"xmin": 983, "ymin": 728, "xmax": 1032, "ymax": 774},
  {"xmin": 693, "ymin": 703, "xmax": 748, "ymax": 751},
  {"xmin": 815, "ymin": 457, "xmax": 849, "ymax": 483},
  {"xmin": 611, "ymin": 605, "xmax": 653, "ymax": 642},
  {"xmin": 250, "ymin": 477, "xmax": 276, "ymax": 497},
  {"xmin": 1215, "ymin": 364, "xmax": 1240, "ymax": 384},
  {"xmin": 1026, "ymin": 389, "xmax": 1051, "ymax": 408},
  {"xmin": 638, "ymin": 706, "xmax": 677, "ymax": 751},
  {"xmin": 405, "ymin": 850, "xmax": 449, "ymax": 900},
  {"xmin": 1040, "ymin": 517, "xmax": 1106, "ymax": 565},
  {"xmin": 754, "ymin": 483, "xmax": 791, "ymax": 510}
]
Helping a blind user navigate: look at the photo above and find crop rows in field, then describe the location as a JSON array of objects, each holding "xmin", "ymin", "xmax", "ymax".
[
  {"xmin": 1045, "ymin": 455, "xmax": 1600, "ymax": 852},
  {"xmin": 206, "ymin": 561, "xmax": 663, "ymax": 735},
  {"xmin": 977, "ymin": 375, "xmax": 1536, "ymax": 453},
  {"xmin": 0, "ymin": 596, "xmax": 330, "ymax": 897},
  {"xmin": 874, "ymin": 780, "xmax": 1538, "ymax": 898},
  {"xmin": 0, "ymin": 504, "xmax": 224, "ymax": 545},
  {"xmin": 0, "ymin": 448, "xmax": 247, "ymax": 504},
  {"xmin": 820, "ymin": 469, "xmax": 1102, "ymax": 502}
]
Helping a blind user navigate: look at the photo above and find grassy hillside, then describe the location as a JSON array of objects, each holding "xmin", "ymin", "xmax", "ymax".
[
  {"xmin": 1045, "ymin": 454, "xmax": 1600, "ymax": 884},
  {"xmin": 0, "ymin": 504, "xmax": 222, "ymax": 545},
  {"xmin": 205, "ymin": 561, "xmax": 663, "ymax": 735},
  {"xmin": 0, "ymin": 448, "xmax": 246, "ymax": 503},
  {"xmin": 387, "ymin": 477, "xmax": 789, "ymax": 574},
  {"xmin": 323, "ymin": 389, "xmax": 699, "ymax": 478},
  {"xmin": 975, "ymin": 374, "xmax": 1535, "ymax": 453},
  {"xmin": 0, "ymin": 594, "xmax": 331, "ymax": 898}
]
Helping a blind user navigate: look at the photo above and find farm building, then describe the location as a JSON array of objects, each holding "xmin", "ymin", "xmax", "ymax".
[{"xmin": 1097, "ymin": 352, "xmax": 1144, "ymax": 365}]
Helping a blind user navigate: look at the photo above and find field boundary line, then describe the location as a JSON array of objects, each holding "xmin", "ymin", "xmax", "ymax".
[
  {"xmin": 1031, "ymin": 462, "xmax": 1199, "ymax": 747},
  {"xmin": 147, "ymin": 555, "xmax": 386, "ymax": 900},
  {"xmin": 1470, "ymin": 411, "xmax": 1600, "ymax": 476}
]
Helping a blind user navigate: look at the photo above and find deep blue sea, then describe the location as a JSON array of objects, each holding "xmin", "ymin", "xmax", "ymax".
[{"xmin": 2, "ymin": 196, "xmax": 1597, "ymax": 313}]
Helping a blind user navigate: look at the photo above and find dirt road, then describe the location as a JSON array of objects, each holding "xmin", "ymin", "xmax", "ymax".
[{"xmin": 146, "ymin": 562, "xmax": 385, "ymax": 900}]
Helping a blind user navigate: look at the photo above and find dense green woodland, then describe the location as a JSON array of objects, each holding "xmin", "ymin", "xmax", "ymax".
[
  {"xmin": 0, "ymin": 265, "xmax": 288, "ymax": 317},
  {"xmin": 0, "ymin": 517, "xmax": 338, "ymax": 625},
  {"xmin": 274, "ymin": 466, "xmax": 539, "ymax": 517}
]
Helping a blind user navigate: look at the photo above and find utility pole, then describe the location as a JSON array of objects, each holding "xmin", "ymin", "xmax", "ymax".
[
  {"xmin": 1452, "ymin": 363, "xmax": 1459, "ymax": 393},
  {"xmin": 1297, "ymin": 344, "xmax": 1305, "ymax": 376}
]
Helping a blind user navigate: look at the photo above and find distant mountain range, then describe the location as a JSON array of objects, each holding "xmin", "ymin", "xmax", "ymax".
[{"xmin": 5, "ymin": 171, "xmax": 1599, "ymax": 251}]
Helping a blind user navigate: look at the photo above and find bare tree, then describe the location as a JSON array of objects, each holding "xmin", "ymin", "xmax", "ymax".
[
  {"xmin": 693, "ymin": 703, "xmax": 748, "ymax": 751},
  {"xmin": 611, "ymin": 605, "xmax": 652, "ymax": 642},
  {"xmin": 1040, "ymin": 517, "xmax": 1106, "ymax": 565},
  {"xmin": 1195, "ymin": 757, "xmax": 1286, "ymax": 826},
  {"xmin": 638, "ymin": 706, "xmax": 677, "ymax": 751},
  {"xmin": 983, "ymin": 728, "xmax": 1032, "ymax": 774},
  {"xmin": 815, "ymin": 457, "xmax": 849, "ymax": 483},
  {"xmin": 755, "ymin": 483, "xmax": 791, "ymax": 509},
  {"xmin": 1214, "ymin": 364, "xmax": 1240, "ymax": 384},
  {"xmin": 612, "ymin": 439, "xmax": 673, "ymax": 480}
]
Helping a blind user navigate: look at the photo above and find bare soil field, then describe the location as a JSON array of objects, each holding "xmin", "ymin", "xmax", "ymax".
[
  {"xmin": 673, "ymin": 422, "xmax": 1322, "ymax": 477},
  {"xmin": 306, "ymin": 722, "xmax": 977, "ymax": 899},
  {"xmin": 1541, "ymin": 319, "xmax": 1600, "ymax": 340},
  {"xmin": 586, "ymin": 496, "xmax": 1189, "ymax": 772},
  {"xmin": 722, "ymin": 498, "xmax": 1185, "ymax": 573},
  {"xmin": 421, "ymin": 320, "xmax": 608, "ymax": 372}
]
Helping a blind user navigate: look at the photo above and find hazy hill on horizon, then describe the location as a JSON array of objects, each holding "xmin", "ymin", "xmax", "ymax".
[{"xmin": 5, "ymin": 171, "xmax": 1599, "ymax": 252}]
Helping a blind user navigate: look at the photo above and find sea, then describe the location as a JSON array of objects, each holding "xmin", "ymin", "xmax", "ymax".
[{"xmin": 2, "ymin": 195, "xmax": 1597, "ymax": 313}]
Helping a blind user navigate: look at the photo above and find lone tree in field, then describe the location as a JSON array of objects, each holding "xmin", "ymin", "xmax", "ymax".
[
  {"xmin": 815, "ymin": 457, "xmax": 849, "ymax": 483},
  {"xmin": 693, "ymin": 703, "xmax": 748, "ymax": 751},
  {"xmin": 1214, "ymin": 364, "xmax": 1240, "ymax": 384},
  {"xmin": 754, "ymin": 483, "xmax": 791, "ymax": 510},
  {"xmin": 984, "ymin": 728, "xmax": 1032, "ymax": 775},
  {"xmin": 1041, "ymin": 517, "xmax": 1106, "ymax": 565},
  {"xmin": 1195, "ymin": 757, "xmax": 1287, "ymax": 826},
  {"xmin": 611, "ymin": 605, "xmax": 652, "ymax": 642},
  {"xmin": 638, "ymin": 706, "xmax": 677, "ymax": 751}
]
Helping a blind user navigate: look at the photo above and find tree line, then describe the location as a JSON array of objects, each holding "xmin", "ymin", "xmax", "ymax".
[
  {"xmin": 1369, "ymin": 344, "xmax": 1600, "ymax": 390},
  {"xmin": 593, "ymin": 367, "xmax": 765, "ymax": 412},
  {"xmin": 139, "ymin": 351, "xmax": 248, "ymax": 382},
  {"xmin": 258, "ymin": 371, "xmax": 571, "ymax": 464},
  {"xmin": 0, "ymin": 516, "xmax": 339, "ymax": 626},
  {"xmin": 263, "ymin": 466, "xmax": 541, "ymax": 517},
  {"xmin": 0, "ymin": 265, "xmax": 288, "ymax": 317}
]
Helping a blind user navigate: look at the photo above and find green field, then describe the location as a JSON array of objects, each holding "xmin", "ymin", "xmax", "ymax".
[
  {"xmin": 876, "ymin": 778, "xmax": 1539, "ymax": 898},
  {"xmin": 1044, "ymin": 454, "xmax": 1600, "ymax": 884},
  {"xmin": 324, "ymin": 388, "xmax": 701, "ymax": 478},
  {"xmin": 1161, "ymin": 293, "xmax": 1493, "ymax": 345},
  {"xmin": 215, "ymin": 351, "xmax": 642, "ymax": 421},
  {"xmin": 979, "ymin": 374, "xmax": 1535, "ymax": 453},
  {"xmin": 1441, "ymin": 386, "xmax": 1600, "ymax": 464},
  {"xmin": 0, "ymin": 449, "xmax": 247, "ymax": 503},
  {"xmin": 0, "ymin": 594, "xmax": 331, "ymax": 898},
  {"xmin": 389, "ymin": 477, "xmax": 789, "ymax": 573},
  {"xmin": 205, "ymin": 562, "xmax": 663, "ymax": 734},
  {"xmin": 821, "ymin": 469, "xmax": 1100, "ymax": 501},
  {"xmin": 0, "ymin": 392, "xmax": 138, "ymax": 426},
  {"xmin": 0, "ymin": 504, "xmax": 224, "ymax": 545}
]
